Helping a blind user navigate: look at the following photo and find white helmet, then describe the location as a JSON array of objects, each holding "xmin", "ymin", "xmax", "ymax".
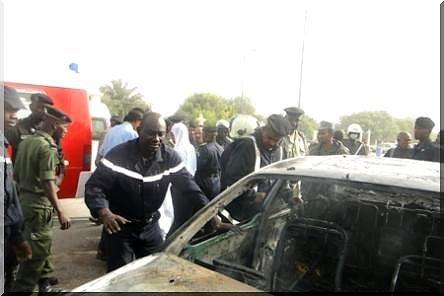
[
  {"xmin": 229, "ymin": 114, "xmax": 260, "ymax": 139},
  {"xmin": 216, "ymin": 119, "xmax": 230, "ymax": 129},
  {"xmin": 347, "ymin": 123, "xmax": 363, "ymax": 141}
]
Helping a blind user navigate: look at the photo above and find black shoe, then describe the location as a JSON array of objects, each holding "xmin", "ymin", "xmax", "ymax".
[{"xmin": 38, "ymin": 278, "xmax": 63, "ymax": 294}]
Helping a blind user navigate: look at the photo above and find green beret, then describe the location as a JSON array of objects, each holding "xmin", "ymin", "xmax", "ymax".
[
  {"xmin": 319, "ymin": 121, "xmax": 333, "ymax": 130},
  {"xmin": 415, "ymin": 117, "xmax": 434, "ymax": 129},
  {"xmin": 267, "ymin": 114, "xmax": 292, "ymax": 137}
]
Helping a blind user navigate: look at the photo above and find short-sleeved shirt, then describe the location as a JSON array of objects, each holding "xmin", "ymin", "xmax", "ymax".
[{"xmin": 14, "ymin": 131, "xmax": 58, "ymax": 200}]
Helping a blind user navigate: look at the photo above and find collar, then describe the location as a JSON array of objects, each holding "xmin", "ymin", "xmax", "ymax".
[{"xmin": 36, "ymin": 130, "xmax": 56, "ymax": 145}]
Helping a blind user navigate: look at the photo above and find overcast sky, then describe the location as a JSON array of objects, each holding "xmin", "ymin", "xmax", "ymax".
[{"xmin": 2, "ymin": 0, "xmax": 441, "ymax": 131}]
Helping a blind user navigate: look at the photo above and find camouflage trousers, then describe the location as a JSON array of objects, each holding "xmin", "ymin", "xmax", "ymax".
[{"xmin": 12, "ymin": 195, "xmax": 54, "ymax": 293}]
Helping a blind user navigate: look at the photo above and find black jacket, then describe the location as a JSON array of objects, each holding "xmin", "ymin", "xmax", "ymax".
[
  {"xmin": 2, "ymin": 133, "xmax": 25, "ymax": 244},
  {"xmin": 412, "ymin": 139, "xmax": 440, "ymax": 162},
  {"xmin": 220, "ymin": 129, "xmax": 282, "ymax": 221},
  {"xmin": 85, "ymin": 139, "xmax": 208, "ymax": 225}
]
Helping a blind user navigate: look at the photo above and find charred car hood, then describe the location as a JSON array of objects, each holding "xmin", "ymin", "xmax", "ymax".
[{"xmin": 70, "ymin": 252, "xmax": 260, "ymax": 292}]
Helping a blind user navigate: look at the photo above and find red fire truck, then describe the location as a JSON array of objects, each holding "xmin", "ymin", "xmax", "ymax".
[{"xmin": 5, "ymin": 82, "xmax": 92, "ymax": 198}]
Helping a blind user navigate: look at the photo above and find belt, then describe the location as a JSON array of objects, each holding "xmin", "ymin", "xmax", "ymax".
[{"xmin": 129, "ymin": 212, "xmax": 159, "ymax": 225}]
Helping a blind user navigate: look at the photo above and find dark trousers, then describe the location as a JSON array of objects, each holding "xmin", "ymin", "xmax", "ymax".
[
  {"xmin": 4, "ymin": 226, "xmax": 19, "ymax": 292},
  {"xmin": 103, "ymin": 220, "xmax": 163, "ymax": 272},
  {"xmin": 195, "ymin": 175, "xmax": 221, "ymax": 200}
]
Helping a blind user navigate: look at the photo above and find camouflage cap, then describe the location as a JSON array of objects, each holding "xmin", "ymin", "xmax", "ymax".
[
  {"xmin": 267, "ymin": 114, "xmax": 293, "ymax": 137},
  {"xmin": 44, "ymin": 105, "xmax": 72, "ymax": 123},
  {"xmin": 415, "ymin": 117, "xmax": 434, "ymax": 129},
  {"xmin": 319, "ymin": 121, "xmax": 333, "ymax": 130},
  {"xmin": 3, "ymin": 85, "xmax": 26, "ymax": 110}
]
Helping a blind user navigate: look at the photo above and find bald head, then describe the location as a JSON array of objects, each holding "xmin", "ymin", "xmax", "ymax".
[
  {"xmin": 397, "ymin": 131, "xmax": 412, "ymax": 149},
  {"xmin": 139, "ymin": 112, "xmax": 166, "ymax": 158}
]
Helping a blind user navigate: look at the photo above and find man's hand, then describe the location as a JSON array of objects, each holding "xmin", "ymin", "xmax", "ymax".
[
  {"xmin": 99, "ymin": 209, "xmax": 130, "ymax": 234},
  {"xmin": 57, "ymin": 210, "xmax": 71, "ymax": 230},
  {"xmin": 13, "ymin": 240, "xmax": 32, "ymax": 262}
]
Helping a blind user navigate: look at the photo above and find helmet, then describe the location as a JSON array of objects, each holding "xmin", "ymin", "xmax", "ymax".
[
  {"xmin": 216, "ymin": 119, "xmax": 230, "ymax": 129},
  {"xmin": 347, "ymin": 123, "xmax": 363, "ymax": 135},
  {"xmin": 229, "ymin": 114, "xmax": 261, "ymax": 139},
  {"xmin": 347, "ymin": 123, "xmax": 363, "ymax": 141}
]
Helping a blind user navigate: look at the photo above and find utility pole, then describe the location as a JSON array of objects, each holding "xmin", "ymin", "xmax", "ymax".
[{"xmin": 298, "ymin": 10, "xmax": 308, "ymax": 108}]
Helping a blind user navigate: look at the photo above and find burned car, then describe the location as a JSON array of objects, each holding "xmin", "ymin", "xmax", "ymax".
[{"xmin": 72, "ymin": 155, "xmax": 442, "ymax": 292}]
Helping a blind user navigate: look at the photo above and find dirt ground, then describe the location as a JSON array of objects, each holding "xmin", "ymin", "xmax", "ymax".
[{"xmin": 52, "ymin": 217, "xmax": 106, "ymax": 290}]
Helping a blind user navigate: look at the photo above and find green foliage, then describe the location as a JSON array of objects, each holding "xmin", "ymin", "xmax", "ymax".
[
  {"xmin": 299, "ymin": 115, "xmax": 318, "ymax": 141},
  {"xmin": 337, "ymin": 111, "xmax": 416, "ymax": 143},
  {"xmin": 175, "ymin": 93, "xmax": 233, "ymax": 126},
  {"xmin": 231, "ymin": 96, "xmax": 256, "ymax": 114},
  {"xmin": 393, "ymin": 117, "xmax": 415, "ymax": 136},
  {"xmin": 99, "ymin": 79, "xmax": 150, "ymax": 117}
]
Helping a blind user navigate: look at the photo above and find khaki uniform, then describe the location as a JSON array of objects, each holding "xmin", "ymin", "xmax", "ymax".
[
  {"xmin": 309, "ymin": 140, "xmax": 350, "ymax": 156},
  {"xmin": 283, "ymin": 129, "xmax": 308, "ymax": 159},
  {"xmin": 12, "ymin": 131, "xmax": 59, "ymax": 293}
]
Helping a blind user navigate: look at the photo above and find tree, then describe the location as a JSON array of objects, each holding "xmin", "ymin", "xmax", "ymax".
[
  {"xmin": 394, "ymin": 117, "xmax": 415, "ymax": 135},
  {"xmin": 174, "ymin": 93, "xmax": 233, "ymax": 126},
  {"xmin": 299, "ymin": 115, "xmax": 318, "ymax": 141},
  {"xmin": 336, "ymin": 111, "xmax": 399, "ymax": 143},
  {"xmin": 231, "ymin": 96, "xmax": 256, "ymax": 115},
  {"xmin": 99, "ymin": 79, "xmax": 150, "ymax": 117}
]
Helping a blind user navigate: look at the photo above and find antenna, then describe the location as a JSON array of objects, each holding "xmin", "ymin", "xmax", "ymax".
[{"xmin": 298, "ymin": 10, "xmax": 308, "ymax": 108}]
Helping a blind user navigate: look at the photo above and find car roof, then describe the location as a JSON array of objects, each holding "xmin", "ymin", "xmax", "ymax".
[{"xmin": 256, "ymin": 155, "xmax": 441, "ymax": 193}]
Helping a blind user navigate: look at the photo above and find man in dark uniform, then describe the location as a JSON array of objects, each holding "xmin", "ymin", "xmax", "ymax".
[
  {"xmin": 85, "ymin": 112, "xmax": 211, "ymax": 272},
  {"xmin": 411, "ymin": 117, "xmax": 440, "ymax": 162},
  {"xmin": 309, "ymin": 121, "xmax": 350, "ymax": 155},
  {"xmin": 11, "ymin": 105, "xmax": 72, "ymax": 293},
  {"xmin": 5, "ymin": 93, "xmax": 54, "ymax": 162},
  {"xmin": 195, "ymin": 126, "xmax": 224, "ymax": 200},
  {"xmin": 220, "ymin": 114, "xmax": 292, "ymax": 222},
  {"xmin": 384, "ymin": 131, "xmax": 413, "ymax": 159},
  {"xmin": 215, "ymin": 120, "xmax": 232, "ymax": 149},
  {"xmin": 282, "ymin": 107, "xmax": 308, "ymax": 158},
  {"xmin": 2, "ymin": 85, "xmax": 32, "ymax": 293}
]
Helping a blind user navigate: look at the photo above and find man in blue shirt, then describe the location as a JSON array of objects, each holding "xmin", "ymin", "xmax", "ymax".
[{"xmin": 97, "ymin": 108, "xmax": 144, "ymax": 159}]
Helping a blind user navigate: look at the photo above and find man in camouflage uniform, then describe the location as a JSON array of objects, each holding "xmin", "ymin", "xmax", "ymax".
[
  {"xmin": 309, "ymin": 121, "xmax": 350, "ymax": 155},
  {"xmin": 282, "ymin": 107, "xmax": 308, "ymax": 159},
  {"xmin": 5, "ymin": 93, "xmax": 53, "ymax": 162},
  {"xmin": 11, "ymin": 105, "xmax": 72, "ymax": 293}
]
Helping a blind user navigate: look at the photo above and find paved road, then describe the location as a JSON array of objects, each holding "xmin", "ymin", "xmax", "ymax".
[{"xmin": 51, "ymin": 198, "xmax": 106, "ymax": 290}]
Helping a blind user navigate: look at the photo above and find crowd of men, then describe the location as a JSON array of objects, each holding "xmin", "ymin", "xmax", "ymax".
[{"xmin": 2, "ymin": 84, "xmax": 442, "ymax": 293}]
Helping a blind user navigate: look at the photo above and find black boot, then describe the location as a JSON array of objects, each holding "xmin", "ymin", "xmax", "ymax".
[{"xmin": 38, "ymin": 278, "xmax": 64, "ymax": 294}]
